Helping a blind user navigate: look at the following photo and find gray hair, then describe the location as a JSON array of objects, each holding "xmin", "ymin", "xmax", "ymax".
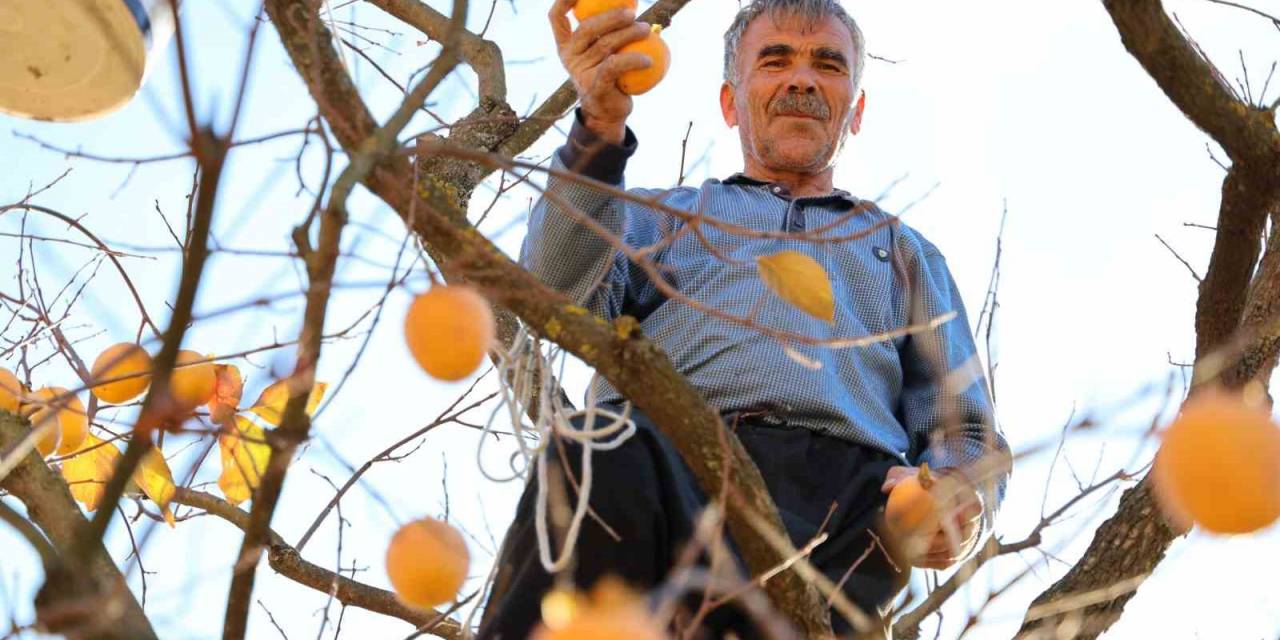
[{"xmin": 723, "ymin": 0, "xmax": 866, "ymax": 91}]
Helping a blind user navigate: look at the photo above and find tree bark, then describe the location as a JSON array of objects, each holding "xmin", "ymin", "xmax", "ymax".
[{"xmin": 0, "ymin": 412, "xmax": 158, "ymax": 640}]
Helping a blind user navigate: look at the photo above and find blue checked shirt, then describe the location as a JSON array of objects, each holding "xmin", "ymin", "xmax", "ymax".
[{"xmin": 520, "ymin": 110, "xmax": 1012, "ymax": 530}]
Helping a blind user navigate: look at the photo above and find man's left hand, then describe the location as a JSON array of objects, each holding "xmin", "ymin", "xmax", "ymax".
[{"xmin": 881, "ymin": 466, "xmax": 983, "ymax": 570}]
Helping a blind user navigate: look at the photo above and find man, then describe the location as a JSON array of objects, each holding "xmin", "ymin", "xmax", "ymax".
[{"xmin": 478, "ymin": 0, "xmax": 1012, "ymax": 637}]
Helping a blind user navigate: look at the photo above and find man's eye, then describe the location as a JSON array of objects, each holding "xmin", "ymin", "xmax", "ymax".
[{"xmin": 763, "ymin": 60, "xmax": 785, "ymax": 68}]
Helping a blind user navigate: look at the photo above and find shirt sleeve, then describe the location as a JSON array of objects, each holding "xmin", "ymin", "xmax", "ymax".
[
  {"xmin": 898, "ymin": 248, "xmax": 1013, "ymax": 550},
  {"xmin": 518, "ymin": 109, "xmax": 670, "ymax": 322}
]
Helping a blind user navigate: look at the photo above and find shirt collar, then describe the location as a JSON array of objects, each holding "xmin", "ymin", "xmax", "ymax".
[{"xmin": 722, "ymin": 172, "xmax": 860, "ymax": 207}]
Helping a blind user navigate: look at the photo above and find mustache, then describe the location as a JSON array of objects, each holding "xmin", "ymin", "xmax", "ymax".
[{"xmin": 768, "ymin": 93, "xmax": 831, "ymax": 120}]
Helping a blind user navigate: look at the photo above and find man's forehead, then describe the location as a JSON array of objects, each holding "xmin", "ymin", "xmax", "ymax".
[{"xmin": 741, "ymin": 11, "xmax": 853, "ymax": 52}]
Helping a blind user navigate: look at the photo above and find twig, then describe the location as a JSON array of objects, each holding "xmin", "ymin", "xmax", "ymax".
[
  {"xmin": 257, "ymin": 600, "xmax": 289, "ymax": 639},
  {"xmin": 0, "ymin": 204, "xmax": 161, "ymax": 339},
  {"xmin": 171, "ymin": 488, "xmax": 461, "ymax": 637},
  {"xmin": 677, "ymin": 121, "xmax": 693, "ymax": 185},
  {"xmin": 296, "ymin": 389, "xmax": 495, "ymax": 550},
  {"xmin": 1202, "ymin": 0, "xmax": 1280, "ymax": 28},
  {"xmin": 1154, "ymin": 233, "xmax": 1202, "ymax": 282}
]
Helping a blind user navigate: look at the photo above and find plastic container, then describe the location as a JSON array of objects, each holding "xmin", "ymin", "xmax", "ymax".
[{"xmin": 0, "ymin": 0, "xmax": 177, "ymax": 122}]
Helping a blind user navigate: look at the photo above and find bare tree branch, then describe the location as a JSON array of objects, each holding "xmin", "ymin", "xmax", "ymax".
[
  {"xmin": 171, "ymin": 488, "xmax": 462, "ymax": 638},
  {"xmin": 365, "ymin": 0, "xmax": 507, "ymax": 101}
]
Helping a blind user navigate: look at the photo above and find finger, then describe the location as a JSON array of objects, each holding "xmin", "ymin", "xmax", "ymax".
[
  {"xmin": 579, "ymin": 21, "xmax": 651, "ymax": 67},
  {"xmin": 568, "ymin": 7, "xmax": 637, "ymax": 56},
  {"xmin": 924, "ymin": 531, "xmax": 956, "ymax": 556},
  {"xmin": 881, "ymin": 466, "xmax": 914, "ymax": 493},
  {"xmin": 549, "ymin": 0, "xmax": 576, "ymax": 47},
  {"xmin": 947, "ymin": 505, "xmax": 982, "ymax": 534},
  {"xmin": 917, "ymin": 554, "xmax": 960, "ymax": 570},
  {"xmin": 594, "ymin": 51, "xmax": 653, "ymax": 86},
  {"xmin": 927, "ymin": 524, "xmax": 969, "ymax": 555}
]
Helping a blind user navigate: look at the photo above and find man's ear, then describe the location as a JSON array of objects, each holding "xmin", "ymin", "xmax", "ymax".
[
  {"xmin": 850, "ymin": 89, "xmax": 866, "ymax": 135},
  {"xmin": 720, "ymin": 82, "xmax": 737, "ymax": 127}
]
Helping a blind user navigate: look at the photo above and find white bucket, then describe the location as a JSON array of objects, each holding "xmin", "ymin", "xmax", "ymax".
[{"xmin": 0, "ymin": 0, "xmax": 177, "ymax": 122}]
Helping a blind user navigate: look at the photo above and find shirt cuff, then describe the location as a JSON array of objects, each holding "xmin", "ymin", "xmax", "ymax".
[{"xmin": 556, "ymin": 107, "xmax": 638, "ymax": 184}]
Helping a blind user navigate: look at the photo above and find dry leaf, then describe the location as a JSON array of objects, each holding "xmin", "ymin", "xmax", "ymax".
[
  {"xmin": 208, "ymin": 364, "xmax": 244, "ymax": 423},
  {"xmin": 59, "ymin": 434, "xmax": 120, "ymax": 512},
  {"xmin": 218, "ymin": 415, "xmax": 270, "ymax": 506},
  {"xmin": 248, "ymin": 379, "xmax": 328, "ymax": 427},
  {"xmin": 756, "ymin": 250, "xmax": 835, "ymax": 324}
]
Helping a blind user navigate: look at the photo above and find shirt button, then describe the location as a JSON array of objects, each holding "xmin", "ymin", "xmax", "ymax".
[
  {"xmin": 874, "ymin": 247, "xmax": 890, "ymax": 261},
  {"xmin": 771, "ymin": 186, "xmax": 782, "ymax": 194}
]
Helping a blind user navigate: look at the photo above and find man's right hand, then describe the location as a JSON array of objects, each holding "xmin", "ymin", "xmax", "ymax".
[{"xmin": 549, "ymin": 0, "xmax": 654, "ymax": 144}]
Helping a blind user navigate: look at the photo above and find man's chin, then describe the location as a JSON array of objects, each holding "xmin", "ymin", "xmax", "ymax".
[{"xmin": 763, "ymin": 146, "xmax": 832, "ymax": 173}]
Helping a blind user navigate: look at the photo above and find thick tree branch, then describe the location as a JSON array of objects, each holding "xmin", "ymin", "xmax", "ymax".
[
  {"xmin": 263, "ymin": 1, "xmax": 833, "ymax": 634},
  {"xmin": 0, "ymin": 412, "xmax": 157, "ymax": 640},
  {"xmin": 1193, "ymin": 164, "xmax": 1279, "ymax": 383},
  {"xmin": 1019, "ymin": 2, "xmax": 1280, "ymax": 637},
  {"xmin": 1222, "ymin": 207, "xmax": 1280, "ymax": 389},
  {"xmin": 365, "ymin": 0, "xmax": 506, "ymax": 101},
  {"xmin": 170, "ymin": 488, "xmax": 461, "ymax": 638},
  {"xmin": 1103, "ymin": 0, "xmax": 1279, "ymax": 164}
]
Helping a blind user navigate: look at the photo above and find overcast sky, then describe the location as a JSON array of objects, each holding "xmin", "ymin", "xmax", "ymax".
[{"xmin": 1, "ymin": 0, "xmax": 1278, "ymax": 638}]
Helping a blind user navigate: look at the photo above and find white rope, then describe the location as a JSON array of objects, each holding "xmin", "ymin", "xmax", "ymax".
[
  {"xmin": 477, "ymin": 323, "xmax": 639, "ymax": 574},
  {"xmin": 534, "ymin": 387, "xmax": 635, "ymax": 572}
]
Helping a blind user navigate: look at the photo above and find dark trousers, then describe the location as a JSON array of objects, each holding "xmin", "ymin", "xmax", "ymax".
[{"xmin": 477, "ymin": 404, "xmax": 909, "ymax": 639}]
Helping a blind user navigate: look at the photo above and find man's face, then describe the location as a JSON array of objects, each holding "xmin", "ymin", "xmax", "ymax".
[{"xmin": 720, "ymin": 12, "xmax": 865, "ymax": 174}]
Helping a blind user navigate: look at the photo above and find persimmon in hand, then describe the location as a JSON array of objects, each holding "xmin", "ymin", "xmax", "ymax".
[
  {"xmin": 572, "ymin": 0, "xmax": 637, "ymax": 23},
  {"xmin": 885, "ymin": 462, "xmax": 941, "ymax": 540},
  {"xmin": 616, "ymin": 25, "xmax": 669, "ymax": 95}
]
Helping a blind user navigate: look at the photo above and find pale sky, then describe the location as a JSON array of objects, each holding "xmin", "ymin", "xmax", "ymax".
[{"xmin": 1, "ymin": 0, "xmax": 1278, "ymax": 638}]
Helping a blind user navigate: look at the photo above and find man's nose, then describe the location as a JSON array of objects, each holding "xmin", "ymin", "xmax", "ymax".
[{"xmin": 786, "ymin": 69, "xmax": 818, "ymax": 94}]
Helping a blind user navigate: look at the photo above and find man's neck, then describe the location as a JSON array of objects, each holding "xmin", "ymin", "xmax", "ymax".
[{"xmin": 740, "ymin": 163, "xmax": 835, "ymax": 198}]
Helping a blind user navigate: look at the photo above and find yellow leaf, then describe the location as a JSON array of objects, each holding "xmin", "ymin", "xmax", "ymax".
[
  {"xmin": 219, "ymin": 415, "xmax": 270, "ymax": 506},
  {"xmin": 248, "ymin": 379, "xmax": 328, "ymax": 427},
  {"xmin": 208, "ymin": 364, "xmax": 244, "ymax": 423},
  {"xmin": 134, "ymin": 446, "xmax": 177, "ymax": 527},
  {"xmin": 59, "ymin": 434, "xmax": 120, "ymax": 512},
  {"xmin": 756, "ymin": 250, "xmax": 836, "ymax": 324}
]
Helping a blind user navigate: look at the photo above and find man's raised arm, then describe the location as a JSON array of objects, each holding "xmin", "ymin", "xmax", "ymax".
[{"xmin": 518, "ymin": 1, "xmax": 656, "ymax": 320}]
